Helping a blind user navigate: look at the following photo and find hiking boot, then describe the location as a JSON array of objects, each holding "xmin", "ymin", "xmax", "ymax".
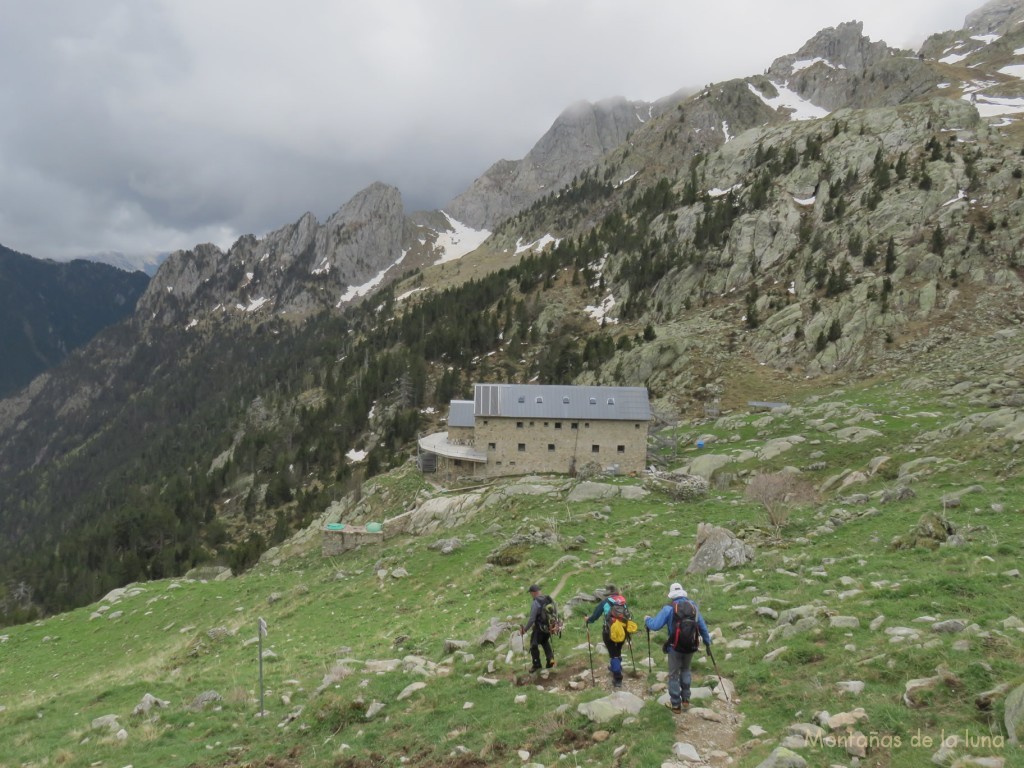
[
  {"xmin": 528, "ymin": 665, "xmax": 542, "ymax": 674},
  {"xmin": 681, "ymin": 700, "xmax": 691, "ymax": 710},
  {"xmin": 546, "ymin": 660, "xmax": 556, "ymax": 669},
  {"xmin": 613, "ymin": 679, "xmax": 623, "ymax": 688},
  {"xmin": 666, "ymin": 702, "xmax": 682, "ymax": 714}
]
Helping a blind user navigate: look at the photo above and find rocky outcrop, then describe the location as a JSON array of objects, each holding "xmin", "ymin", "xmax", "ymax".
[
  {"xmin": 767, "ymin": 22, "xmax": 939, "ymax": 111},
  {"xmin": 891, "ymin": 513, "xmax": 959, "ymax": 550},
  {"xmin": 446, "ymin": 97, "xmax": 673, "ymax": 230},
  {"xmin": 139, "ymin": 182, "xmax": 407, "ymax": 325},
  {"xmin": 965, "ymin": 0, "xmax": 1024, "ymax": 35},
  {"xmin": 686, "ymin": 523, "xmax": 755, "ymax": 574}
]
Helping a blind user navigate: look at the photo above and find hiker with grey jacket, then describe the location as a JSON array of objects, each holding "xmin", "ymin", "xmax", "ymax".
[
  {"xmin": 644, "ymin": 582, "xmax": 713, "ymax": 713},
  {"xmin": 521, "ymin": 584, "xmax": 556, "ymax": 673}
]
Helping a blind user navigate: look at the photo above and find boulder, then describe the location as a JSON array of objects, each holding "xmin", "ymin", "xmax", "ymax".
[
  {"xmin": 753, "ymin": 747, "xmax": 807, "ymax": 768},
  {"xmin": 1006, "ymin": 682, "xmax": 1024, "ymax": 746},
  {"xmin": 132, "ymin": 693, "xmax": 170, "ymax": 716},
  {"xmin": 396, "ymin": 681, "xmax": 426, "ymax": 701},
  {"xmin": 188, "ymin": 690, "xmax": 223, "ymax": 712},
  {"xmin": 685, "ymin": 454, "xmax": 734, "ymax": 480},
  {"xmin": 577, "ymin": 691, "xmax": 645, "ymax": 723},
  {"xmin": 477, "ymin": 619, "xmax": 517, "ymax": 646},
  {"xmin": 184, "ymin": 565, "xmax": 233, "ymax": 581},
  {"xmin": 686, "ymin": 523, "xmax": 755, "ymax": 574},
  {"xmin": 891, "ymin": 512, "xmax": 957, "ymax": 550}
]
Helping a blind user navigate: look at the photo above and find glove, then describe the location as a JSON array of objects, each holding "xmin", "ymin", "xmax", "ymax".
[{"xmin": 584, "ymin": 618, "xmax": 590, "ymax": 626}]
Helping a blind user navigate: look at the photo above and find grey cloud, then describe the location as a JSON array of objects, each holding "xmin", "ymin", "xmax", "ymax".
[{"xmin": 0, "ymin": 0, "xmax": 981, "ymax": 262}]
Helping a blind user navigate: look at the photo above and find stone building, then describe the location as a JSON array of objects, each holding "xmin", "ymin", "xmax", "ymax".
[{"xmin": 418, "ymin": 383, "xmax": 650, "ymax": 481}]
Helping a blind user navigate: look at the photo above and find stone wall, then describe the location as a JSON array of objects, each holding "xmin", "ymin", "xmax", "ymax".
[
  {"xmin": 321, "ymin": 525, "xmax": 384, "ymax": 557},
  {"xmin": 473, "ymin": 416, "xmax": 647, "ymax": 476}
]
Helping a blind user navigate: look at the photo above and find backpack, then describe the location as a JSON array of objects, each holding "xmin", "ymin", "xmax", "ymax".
[
  {"xmin": 538, "ymin": 595, "xmax": 563, "ymax": 636},
  {"xmin": 668, "ymin": 598, "xmax": 701, "ymax": 653},
  {"xmin": 605, "ymin": 594, "xmax": 634, "ymax": 643}
]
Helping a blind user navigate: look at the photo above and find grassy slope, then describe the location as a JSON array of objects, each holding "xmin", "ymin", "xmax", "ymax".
[{"xmin": 1, "ymin": 378, "xmax": 1023, "ymax": 768}]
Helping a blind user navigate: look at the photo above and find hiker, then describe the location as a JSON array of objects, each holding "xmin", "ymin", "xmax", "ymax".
[
  {"xmin": 522, "ymin": 584, "xmax": 555, "ymax": 673},
  {"xmin": 644, "ymin": 582, "xmax": 712, "ymax": 714},
  {"xmin": 584, "ymin": 584, "xmax": 629, "ymax": 687}
]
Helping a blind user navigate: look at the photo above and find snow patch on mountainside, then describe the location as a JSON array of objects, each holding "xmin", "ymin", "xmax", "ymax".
[
  {"xmin": 515, "ymin": 234, "xmax": 560, "ymax": 255},
  {"xmin": 432, "ymin": 213, "xmax": 490, "ymax": 265},
  {"xmin": 747, "ymin": 82, "xmax": 829, "ymax": 120}
]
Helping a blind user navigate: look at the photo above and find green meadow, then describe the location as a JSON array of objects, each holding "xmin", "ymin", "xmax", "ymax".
[{"xmin": 1, "ymin": 379, "xmax": 1022, "ymax": 767}]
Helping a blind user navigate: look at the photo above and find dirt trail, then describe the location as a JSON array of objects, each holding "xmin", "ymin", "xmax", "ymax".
[
  {"xmin": 568, "ymin": 651, "xmax": 746, "ymax": 767},
  {"xmin": 547, "ymin": 568, "xmax": 581, "ymax": 600}
]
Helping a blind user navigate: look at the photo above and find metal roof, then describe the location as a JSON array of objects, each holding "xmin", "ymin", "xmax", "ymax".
[
  {"xmin": 473, "ymin": 383, "xmax": 650, "ymax": 421},
  {"xmin": 447, "ymin": 400, "xmax": 475, "ymax": 428}
]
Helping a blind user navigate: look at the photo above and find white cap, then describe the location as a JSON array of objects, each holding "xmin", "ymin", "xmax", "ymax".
[{"xmin": 668, "ymin": 583, "xmax": 688, "ymax": 599}]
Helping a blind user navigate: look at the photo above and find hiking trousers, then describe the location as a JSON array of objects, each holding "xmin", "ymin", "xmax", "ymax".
[
  {"xmin": 667, "ymin": 648, "xmax": 696, "ymax": 705},
  {"xmin": 602, "ymin": 632, "xmax": 625, "ymax": 683},
  {"xmin": 530, "ymin": 628, "xmax": 553, "ymax": 668}
]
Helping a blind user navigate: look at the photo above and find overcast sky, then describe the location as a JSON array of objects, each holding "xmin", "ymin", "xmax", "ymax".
[{"xmin": 0, "ymin": 0, "xmax": 983, "ymax": 264}]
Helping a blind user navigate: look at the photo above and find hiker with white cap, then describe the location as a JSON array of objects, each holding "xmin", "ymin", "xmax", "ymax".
[{"xmin": 644, "ymin": 582, "xmax": 713, "ymax": 713}]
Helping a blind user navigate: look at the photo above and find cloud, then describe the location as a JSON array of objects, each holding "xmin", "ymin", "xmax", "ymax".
[{"xmin": 0, "ymin": 0, "xmax": 981, "ymax": 262}]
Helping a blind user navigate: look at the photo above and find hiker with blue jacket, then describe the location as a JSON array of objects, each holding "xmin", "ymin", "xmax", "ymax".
[
  {"xmin": 644, "ymin": 582, "xmax": 713, "ymax": 713},
  {"xmin": 522, "ymin": 584, "xmax": 555, "ymax": 673},
  {"xmin": 584, "ymin": 584, "xmax": 628, "ymax": 687}
]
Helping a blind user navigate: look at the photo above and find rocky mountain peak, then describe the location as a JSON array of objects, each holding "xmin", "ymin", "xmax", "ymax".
[
  {"xmin": 445, "ymin": 94, "xmax": 680, "ymax": 230},
  {"xmin": 965, "ymin": 0, "xmax": 1024, "ymax": 34},
  {"xmin": 137, "ymin": 182, "xmax": 407, "ymax": 327},
  {"xmin": 765, "ymin": 19, "xmax": 937, "ymax": 112},
  {"xmin": 771, "ymin": 21, "xmax": 891, "ymax": 77}
]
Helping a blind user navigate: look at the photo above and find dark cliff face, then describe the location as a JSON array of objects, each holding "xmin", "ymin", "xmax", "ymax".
[
  {"xmin": 0, "ymin": 244, "xmax": 149, "ymax": 397},
  {"xmin": 966, "ymin": 0, "xmax": 1024, "ymax": 34},
  {"xmin": 137, "ymin": 182, "xmax": 407, "ymax": 328},
  {"xmin": 445, "ymin": 95, "xmax": 683, "ymax": 230}
]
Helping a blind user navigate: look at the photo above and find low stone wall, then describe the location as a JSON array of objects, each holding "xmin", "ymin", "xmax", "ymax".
[{"xmin": 321, "ymin": 525, "xmax": 384, "ymax": 556}]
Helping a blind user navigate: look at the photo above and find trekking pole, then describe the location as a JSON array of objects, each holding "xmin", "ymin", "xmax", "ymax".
[
  {"xmin": 626, "ymin": 634, "xmax": 637, "ymax": 675},
  {"xmin": 585, "ymin": 623, "xmax": 596, "ymax": 685},
  {"xmin": 707, "ymin": 646, "xmax": 730, "ymax": 702}
]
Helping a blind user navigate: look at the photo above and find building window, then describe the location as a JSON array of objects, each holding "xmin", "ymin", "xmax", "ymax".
[
  {"xmin": 536, "ymin": 396, "xmax": 543, "ymax": 403},
  {"xmin": 635, "ymin": 423, "xmax": 641, "ymax": 429},
  {"xmin": 607, "ymin": 397, "xmax": 615, "ymax": 405},
  {"xmin": 517, "ymin": 421, "xmax": 524, "ymax": 429},
  {"xmin": 483, "ymin": 419, "xmax": 489, "ymax": 425},
  {"xmin": 518, "ymin": 443, "xmax": 526, "ymax": 452},
  {"xmin": 585, "ymin": 422, "xmax": 590, "ymax": 428},
  {"xmin": 589, "ymin": 397, "xmax": 597, "ymax": 405},
  {"xmin": 554, "ymin": 422, "xmax": 562, "ymax": 430},
  {"xmin": 617, "ymin": 445, "xmax": 626, "ymax": 454},
  {"xmin": 488, "ymin": 442, "xmax": 496, "ymax": 450},
  {"xmin": 529, "ymin": 421, "xmax": 535, "ymax": 427},
  {"xmin": 548, "ymin": 443, "xmax": 555, "ymax": 452},
  {"xmin": 518, "ymin": 395, "xmax": 525, "ymax": 403},
  {"xmin": 571, "ymin": 422, "xmax": 578, "ymax": 430},
  {"xmin": 562, "ymin": 396, "xmax": 570, "ymax": 404},
  {"xmin": 544, "ymin": 421, "xmax": 549, "ymax": 427},
  {"xmin": 592, "ymin": 445, "xmax": 600, "ymax": 453}
]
